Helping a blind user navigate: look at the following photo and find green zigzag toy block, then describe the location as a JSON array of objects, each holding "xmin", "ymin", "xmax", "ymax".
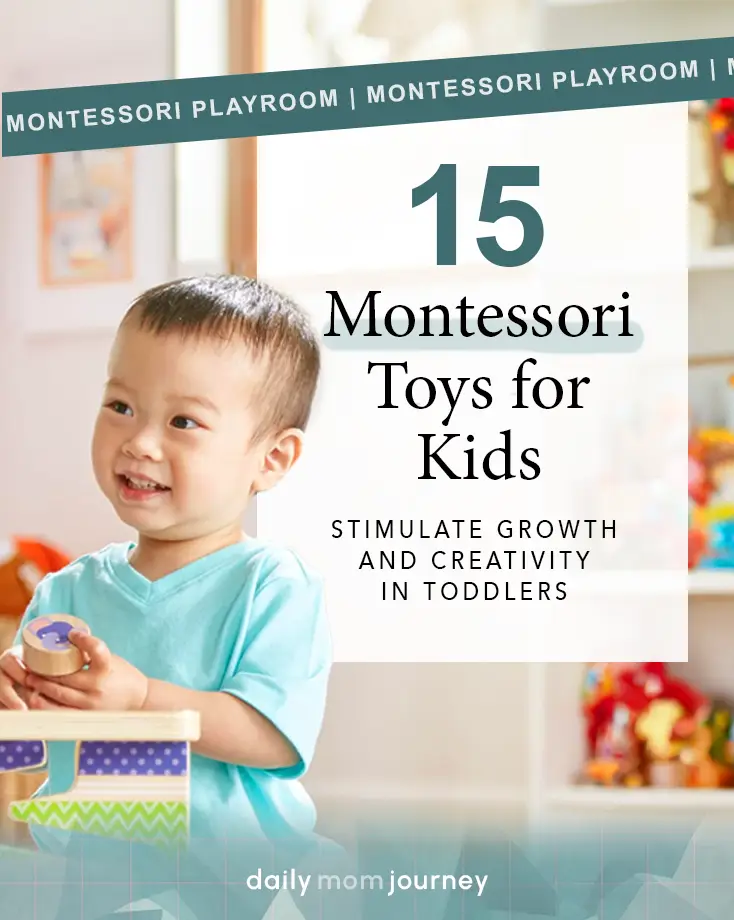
[
  {"xmin": 0, "ymin": 712, "xmax": 200, "ymax": 848},
  {"xmin": 10, "ymin": 800, "xmax": 188, "ymax": 845}
]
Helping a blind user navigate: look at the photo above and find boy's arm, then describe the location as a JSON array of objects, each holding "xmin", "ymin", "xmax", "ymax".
[
  {"xmin": 142, "ymin": 680, "xmax": 299, "ymax": 769},
  {"xmin": 25, "ymin": 570, "xmax": 331, "ymax": 775},
  {"xmin": 24, "ymin": 643, "xmax": 300, "ymax": 769}
]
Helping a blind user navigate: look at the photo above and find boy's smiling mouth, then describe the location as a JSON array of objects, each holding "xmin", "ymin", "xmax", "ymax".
[{"xmin": 117, "ymin": 472, "xmax": 171, "ymax": 501}]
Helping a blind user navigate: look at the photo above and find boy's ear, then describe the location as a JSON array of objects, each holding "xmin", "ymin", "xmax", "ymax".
[{"xmin": 251, "ymin": 428, "xmax": 304, "ymax": 494}]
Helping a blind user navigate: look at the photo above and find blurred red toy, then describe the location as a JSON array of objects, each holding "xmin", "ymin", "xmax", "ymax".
[
  {"xmin": 689, "ymin": 529, "xmax": 707, "ymax": 569},
  {"xmin": 616, "ymin": 662, "xmax": 708, "ymax": 738},
  {"xmin": 580, "ymin": 662, "xmax": 710, "ymax": 786},
  {"xmin": 0, "ymin": 535, "xmax": 70, "ymax": 619},
  {"xmin": 689, "ymin": 433, "xmax": 714, "ymax": 568},
  {"xmin": 689, "ymin": 441, "xmax": 712, "ymax": 507}
]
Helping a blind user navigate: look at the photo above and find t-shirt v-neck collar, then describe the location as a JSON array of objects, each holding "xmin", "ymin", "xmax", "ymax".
[{"xmin": 103, "ymin": 540, "xmax": 256, "ymax": 605}]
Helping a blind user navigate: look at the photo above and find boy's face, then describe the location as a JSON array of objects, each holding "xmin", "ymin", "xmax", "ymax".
[{"xmin": 92, "ymin": 322, "xmax": 289, "ymax": 542}]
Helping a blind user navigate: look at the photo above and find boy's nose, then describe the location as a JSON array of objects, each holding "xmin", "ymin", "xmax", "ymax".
[{"xmin": 122, "ymin": 428, "xmax": 163, "ymax": 462}]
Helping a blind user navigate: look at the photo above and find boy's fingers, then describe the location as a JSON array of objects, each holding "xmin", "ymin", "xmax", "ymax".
[
  {"xmin": 0, "ymin": 676, "xmax": 28, "ymax": 711},
  {"xmin": 30, "ymin": 669, "xmax": 95, "ymax": 691},
  {"xmin": 0, "ymin": 655, "xmax": 28, "ymax": 687},
  {"xmin": 26, "ymin": 678, "xmax": 88, "ymax": 709},
  {"xmin": 69, "ymin": 632, "xmax": 111, "ymax": 673},
  {"xmin": 27, "ymin": 691, "xmax": 67, "ymax": 711}
]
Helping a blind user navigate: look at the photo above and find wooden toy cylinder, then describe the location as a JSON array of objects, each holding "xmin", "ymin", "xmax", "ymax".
[{"xmin": 22, "ymin": 615, "xmax": 90, "ymax": 677}]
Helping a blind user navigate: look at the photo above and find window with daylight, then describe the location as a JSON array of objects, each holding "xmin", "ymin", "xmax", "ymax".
[
  {"xmin": 173, "ymin": 0, "xmax": 261, "ymax": 277},
  {"xmin": 173, "ymin": 0, "xmax": 537, "ymax": 281},
  {"xmin": 257, "ymin": 0, "xmax": 537, "ymax": 282}
]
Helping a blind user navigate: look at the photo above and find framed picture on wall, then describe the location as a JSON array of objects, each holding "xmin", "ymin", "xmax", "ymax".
[{"xmin": 39, "ymin": 148, "xmax": 133, "ymax": 287}]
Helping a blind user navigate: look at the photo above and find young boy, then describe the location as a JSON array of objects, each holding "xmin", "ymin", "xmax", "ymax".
[{"xmin": 0, "ymin": 274, "xmax": 331, "ymax": 843}]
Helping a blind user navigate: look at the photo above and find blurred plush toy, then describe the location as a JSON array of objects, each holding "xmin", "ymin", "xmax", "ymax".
[
  {"xmin": 0, "ymin": 536, "xmax": 70, "ymax": 619},
  {"xmin": 680, "ymin": 722, "xmax": 734, "ymax": 789},
  {"xmin": 636, "ymin": 699, "xmax": 688, "ymax": 787},
  {"xmin": 616, "ymin": 662, "xmax": 708, "ymax": 736},
  {"xmin": 580, "ymin": 662, "xmax": 710, "ymax": 787},
  {"xmin": 636, "ymin": 700, "xmax": 686, "ymax": 761},
  {"xmin": 585, "ymin": 701, "xmax": 643, "ymax": 787},
  {"xmin": 581, "ymin": 663, "xmax": 624, "ymax": 758},
  {"xmin": 580, "ymin": 663, "xmax": 645, "ymax": 786},
  {"xmin": 677, "ymin": 701, "xmax": 734, "ymax": 788},
  {"xmin": 705, "ymin": 701, "xmax": 733, "ymax": 763}
]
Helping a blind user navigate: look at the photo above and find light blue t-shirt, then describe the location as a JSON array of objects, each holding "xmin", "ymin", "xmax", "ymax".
[{"xmin": 13, "ymin": 539, "xmax": 331, "ymax": 845}]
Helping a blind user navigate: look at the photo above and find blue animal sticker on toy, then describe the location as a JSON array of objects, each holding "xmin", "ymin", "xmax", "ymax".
[{"xmin": 34, "ymin": 619, "xmax": 74, "ymax": 650}]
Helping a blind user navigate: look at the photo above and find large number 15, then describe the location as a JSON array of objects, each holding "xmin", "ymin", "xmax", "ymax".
[{"xmin": 412, "ymin": 164, "xmax": 544, "ymax": 268}]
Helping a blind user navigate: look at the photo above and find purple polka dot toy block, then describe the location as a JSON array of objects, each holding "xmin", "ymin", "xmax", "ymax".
[{"xmin": 0, "ymin": 711, "xmax": 199, "ymax": 846}]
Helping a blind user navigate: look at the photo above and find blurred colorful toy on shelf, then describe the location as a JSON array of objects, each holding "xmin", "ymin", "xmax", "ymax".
[
  {"xmin": 689, "ymin": 432, "xmax": 710, "ymax": 569},
  {"xmin": 636, "ymin": 699, "xmax": 688, "ymax": 787},
  {"xmin": 690, "ymin": 98, "xmax": 734, "ymax": 246},
  {"xmin": 580, "ymin": 662, "xmax": 643, "ymax": 787},
  {"xmin": 0, "ymin": 535, "xmax": 70, "ymax": 620},
  {"xmin": 0, "ymin": 536, "xmax": 71, "ymax": 657},
  {"xmin": 681, "ymin": 701, "xmax": 734, "ymax": 789},
  {"xmin": 688, "ymin": 426, "xmax": 734, "ymax": 569},
  {"xmin": 578, "ymin": 662, "xmax": 734, "ymax": 789}
]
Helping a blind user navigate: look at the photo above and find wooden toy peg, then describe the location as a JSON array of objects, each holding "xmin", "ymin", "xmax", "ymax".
[{"xmin": 22, "ymin": 614, "xmax": 91, "ymax": 677}]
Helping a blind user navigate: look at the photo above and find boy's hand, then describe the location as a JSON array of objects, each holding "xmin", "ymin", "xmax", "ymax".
[
  {"xmin": 25, "ymin": 631, "xmax": 149, "ymax": 712},
  {"xmin": 0, "ymin": 647, "xmax": 30, "ymax": 710}
]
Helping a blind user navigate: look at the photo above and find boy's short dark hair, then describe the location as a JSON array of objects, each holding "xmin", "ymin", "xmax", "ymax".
[{"xmin": 124, "ymin": 275, "xmax": 320, "ymax": 441}]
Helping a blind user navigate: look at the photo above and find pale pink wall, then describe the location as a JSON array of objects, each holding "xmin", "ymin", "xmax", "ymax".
[{"xmin": 0, "ymin": 0, "xmax": 174, "ymax": 555}]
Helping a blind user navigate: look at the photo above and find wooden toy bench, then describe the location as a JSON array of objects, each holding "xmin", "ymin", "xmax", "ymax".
[{"xmin": 0, "ymin": 711, "xmax": 200, "ymax": 846}]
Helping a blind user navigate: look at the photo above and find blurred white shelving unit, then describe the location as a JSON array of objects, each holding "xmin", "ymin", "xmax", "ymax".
[
  {"xmin": 548, "ymin": 0, "xmax": 733, "ymax": 6},
  {"xmin": 529, "ymin": 0, "xmax": 734, "ymax": 826},
  {"xmin": 547, "ymin": 787, "xmax": 734, "ymax": 810},
  {"xmin": 690, "ymin": 248, "xmax": 734, "ymax": 273},
  {"xmin": 529, "ymin": 656, "xmax": 734, "ymax": 824},
  {"xmin": 688, "ymin": 571, "xmax": 734, "ymax": 596},
  {"xmin": 545, "ymin": 0, "xmax": 626, "ymax": 7}
]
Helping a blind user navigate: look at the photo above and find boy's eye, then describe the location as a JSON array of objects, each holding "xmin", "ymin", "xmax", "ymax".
[
  {"xmin": 107, "ymin": 401, "xmax": 132, "ymax": 416},
  {"xmin": 170, "ymin": 416, "xmax": 199, "ymax": 430}
]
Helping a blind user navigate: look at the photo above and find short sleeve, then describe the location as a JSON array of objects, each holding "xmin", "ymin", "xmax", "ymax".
[{"xmin": 220, "ymin": 569, "xmax": 332, "ymax": 778}]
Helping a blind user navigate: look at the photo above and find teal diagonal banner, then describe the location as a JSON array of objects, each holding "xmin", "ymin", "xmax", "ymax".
[{"xmin": 3, "ymin": 36, "xmax": 734, "ymax": 156}]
